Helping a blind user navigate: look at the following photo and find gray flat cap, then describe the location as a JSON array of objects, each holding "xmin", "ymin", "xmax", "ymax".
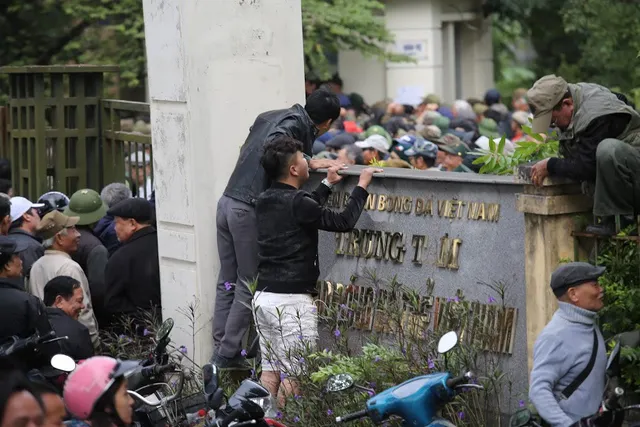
[{"xmin": 550, "ymin": 262, "xmax": 606, "ymax": 296}]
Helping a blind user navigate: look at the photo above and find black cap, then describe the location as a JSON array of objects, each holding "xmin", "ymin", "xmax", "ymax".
[
  {"xmin": 107, "ymin": 198, "xmax": 153, "ymax": 222},
  {"xmin": 0, "ymin": 235, "xmax": 28, "ymax": 256},
  {"xmin": 550, "ymin": 262, "xmax": 606, "ymax": 297}
]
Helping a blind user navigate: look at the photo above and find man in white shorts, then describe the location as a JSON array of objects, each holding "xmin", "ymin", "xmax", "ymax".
[{"xmin": 254, "ymin": 135, "xmax": 380, "ymax": 402}]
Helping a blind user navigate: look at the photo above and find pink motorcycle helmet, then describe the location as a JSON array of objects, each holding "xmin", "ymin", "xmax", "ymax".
[{"xmin": 63, "ymin": 356, "xmax": 138, "ymax": 419}]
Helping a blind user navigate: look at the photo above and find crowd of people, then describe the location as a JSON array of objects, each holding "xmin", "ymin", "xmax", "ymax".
[{"xmin": 303, "ymin": 75, "xmax": 535, "ymax": 173}]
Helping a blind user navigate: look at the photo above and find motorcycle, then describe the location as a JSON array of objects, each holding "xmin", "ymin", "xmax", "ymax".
[
  {"xmin": 327, "ymin": 331, "xmax": 483, "ymax": 426},
  {"xmin": 201, "ymin": 362, "xmax": 280, "ymax": 427},
  {"xmin": 0, "ymin": 330, "xmax": 77, "ymax": 390},
  {"xmin": 124, "ymin": 318, "xmax": 200, "ymax": 427}
]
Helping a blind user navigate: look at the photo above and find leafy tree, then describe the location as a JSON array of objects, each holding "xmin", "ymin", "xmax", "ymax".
[{"xmin": 1, "ymin": 0, "xmax": 405, "ymax": 95}]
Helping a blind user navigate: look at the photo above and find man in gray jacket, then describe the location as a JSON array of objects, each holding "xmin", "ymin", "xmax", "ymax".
[{"xmin": 529, "ymin": 262, "xmax": 607, "ymax": 426}]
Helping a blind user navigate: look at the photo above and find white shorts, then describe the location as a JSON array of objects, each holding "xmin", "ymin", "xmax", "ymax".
[{"xmin": 253, "ymin": 291, "xmax": 318, "ymax": 373}]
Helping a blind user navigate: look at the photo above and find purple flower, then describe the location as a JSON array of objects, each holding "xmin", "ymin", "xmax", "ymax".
[
  {"xmin": 488, "ymin": 296, "xmax": 497, "ymax": 304},
  {"xmin": 311, "ymin": 306, "xmax": 317, "ymax": 313},
  {"xmin": 293, "ymin": 416, "xmax": 300, "ymax": 423},
  {"xmin": 224, "ymin": 282, "xmax": 233, "ymax": 291},
  {"xmin": 519, "ymin": 400, "xmax": 525, "ymax": 408},
  {"xmin": 179, "ymin": 345, "xmax": 188, "ymax": 354},
  {"xmin": 374, "ymin": 356, "xmax": 381, "ymax": 362},
  {"xmin": 369, "ymin": 382, "xmax": 376, "ymax": 389},
  {"xmin": 294, "ymin": 394, "xmax": 301, "ymax": 400},
  {"xmin": 428, "ymin": 359, "xmax": 435, "ymax": 369},
  {"xmin": 367, "ymin": 390, "xmax": 375, "ymax": 397},
  {"xmin": 241, "ymin": 349, "xmax": 247, "ymax": 357},
  {"xmin": 297, "ymin": 334, "xmax": 304, "ymax": 341},
  {"xmin": 454, "ymin": 296, "xmax": 460, "ymax": 303},
  {"xmin": 327, "ymin": 409, "xmax": 333, "ymax": 416},
  {"xmin": 447, "ymin": 297, "xmax": 453, "ymax": 302},
  {"xmin": 143, "ymin": 328, "xmax": 150, "ymax": 336},
  {"xmin": 458, "ymin": 411, "xmax": 465, "ymax": 420},
  {"xmin": 250, "ymin": 369, "xmax": 256, "ymax": 377},
  {"xmin": 118, "ymin": 334, "xmax": 127, "ymax": 340},
  {"xmin": 276, "ymin": 412, "xmax": 283, "ymax": 420},
  {"xmin": 340, "ymin": 304, "xmax": 347, "ymax": 310},
  {"xmin": 298, "ymin": 357, "xmax": 305, "ymax": 364},
  {"xmin": 280, "ymin": 372, "xmax": 287, "ymax": 381},
  {"xmin": 334, "ymin": 329, "xmax": 341, "ymax": 338}
]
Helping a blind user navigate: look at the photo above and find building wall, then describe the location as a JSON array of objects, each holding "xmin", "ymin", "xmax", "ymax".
[{"xmin": 338, "ymin": 0, "xmax": 493, "ymax": 105}]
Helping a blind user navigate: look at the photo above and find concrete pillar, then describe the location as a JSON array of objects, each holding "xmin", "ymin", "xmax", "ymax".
[
  {"xmin": 142, "ymin": 0, "xmax": 305, "ymax": 365},
  {"xmin": 515, "ymin": 169, "xmax": 592, "ymax": 371}
]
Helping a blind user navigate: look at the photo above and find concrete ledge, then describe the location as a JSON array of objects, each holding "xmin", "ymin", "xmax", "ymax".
[
  {"xmin": 516, "ymin": 193, "xmax": 593, "ymax": 215},
  {"xmin": 314, "ymin": 165, "xmax": 523, "ymax": 186}
]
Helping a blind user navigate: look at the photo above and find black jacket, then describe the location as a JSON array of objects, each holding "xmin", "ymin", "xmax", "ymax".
[
  {"xmin": 224, "ymin": 104, "xmax": 318, "ymax": 206},
  {"xmin": 255, "ymin": 182, "xmax": 368, "ymax": 294},
  {"xmin": 104, "ymin": 226, "xmax": 161, "ymax": 319},
  {"xmin": 548, "ymin": 114, "xmax": 631, "ymax": 182},
  {"xmin": 8, "ymin": 229, "xmax": 44, "ymax": 279},
  {"xmin": 45, "ymin": 307, "xmax": 93, "ymax": 360},
  {"xmin": 72, "ymin": 228, "xmax": 108, "ymax": 320},
  {"xmin": 0, "ymin": 277, "xmax": 52, "ymax": 341}
]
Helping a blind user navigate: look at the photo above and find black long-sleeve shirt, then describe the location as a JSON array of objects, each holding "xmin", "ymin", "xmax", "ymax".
[
  {"xmin": 547, "ymin": 113, "xmax": 630, "ymax": 182},
  {"xmin": 255, "ymin": 181, "xmax": 368, "ymax": 294}
]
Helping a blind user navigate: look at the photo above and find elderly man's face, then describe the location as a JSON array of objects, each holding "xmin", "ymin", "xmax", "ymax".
[
  {"xmin": 114, "ymin": 217, "xmax": 137, "ymax": 243},
  {"xmin": 551, "ymin": 98, "xmax": 574, "ymax": 130},
  {"xmin": 567, "ymin": 280, "xmax": 604, "ymax": 312}
]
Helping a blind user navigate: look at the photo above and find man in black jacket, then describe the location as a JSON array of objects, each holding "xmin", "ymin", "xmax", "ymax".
[
  {"xmin": 213, "ymin": 89, "xmax": 342, "ymax": 368},
  {"xmin": 8, "ymin": 197, "xmax": 45, "ymax": 280},
  {"xmin": 253, "ymin": 136, "xmax": 380, "ymax": 402},
  {"xmin": 104, "ymin": 198, "xmax": 160, "ymax": 327},
  {"xmin": 528, "ymin": 75, "xmax": 640, "ymax": 235},
  {"xmin": 0, "ymin": 236, "xmax": 52, "ymax": 343},
  {"xmin": 43, "ymin": 275, "xmax": 93, "ymax": 360}
]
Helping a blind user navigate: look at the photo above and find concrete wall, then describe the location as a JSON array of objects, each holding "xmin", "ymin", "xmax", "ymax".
[
  {"xmin": 309, "ymin": 168, "xmax": 528, "ymax": 406},
  {"xmin": 338, "ymin": 0, "xmax": 494, "ymax": 104},
  {"xmin": 142, "ymin": 0, "xmax": 305, "ymax": 364}
]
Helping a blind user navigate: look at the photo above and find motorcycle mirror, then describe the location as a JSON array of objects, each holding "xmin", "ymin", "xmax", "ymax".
[
  {"xmin": 437, "ymin": 331, "xmax": 458, "ymax": 354},
  {"xmin": 50, "ymin": 354, "xmax": 76, "ymax": 372},
  {"xmin": 203, "ymin": 364, "xmax": 219, "ymax": 394},
  {"xmin": 607, "ymin": 341, "xmax": 621, "ymax": 372},
  {"xmin": 326, "ymin": 374, "xmax": 355, "ymax": 393},
  {"xmin": 156, "ymin": 318, "xmax": 175, "ymax": 342}
]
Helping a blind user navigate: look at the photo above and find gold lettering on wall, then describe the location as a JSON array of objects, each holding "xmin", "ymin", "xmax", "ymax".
[
  {"xmin": 436, "ymin": 234, "xmax": 463, "ymax": 270},
  {"xmin": 377, "ymin": 195, "xmax": 387, "ymax": 212},
  {"xmin": 365, "ymin": 194, "xmax": 377, "ymax": 211},
  {"xmin": 388, "ymin": 232, "xmax": 406, "ymax": 263},
  {"xmin": 411, "ymin": 235, "xmax": 427, "ymax": 265}
]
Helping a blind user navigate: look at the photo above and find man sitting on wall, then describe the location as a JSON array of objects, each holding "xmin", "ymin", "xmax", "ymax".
[
  {"xmin": 528, "ymin": 75, "xmax": 640, "ymax": 235},
  {"xmin": 529, "ymin": 262, "xmax": 607, "ymax": 426},
  {"xmin": 253, "ymin": 136, "xmax": 380, "ymax": 405}
]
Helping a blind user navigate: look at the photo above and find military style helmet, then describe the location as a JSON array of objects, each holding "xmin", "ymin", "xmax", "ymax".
[
  {"xmin": 64, "ymin": 189, "xmax": 108, "ymax": 226},
  {"xmin": 37, "ymin": 191, "xmax": 70, "ymax": 218}
]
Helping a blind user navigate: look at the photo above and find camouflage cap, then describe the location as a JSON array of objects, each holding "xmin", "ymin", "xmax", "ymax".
[
  {"xmin": 36, "ymin": 210, "xmax": 80, "ymax": 240},
  {"xmin": 438, "ymin": 133, "xmax": 464, "ymax": 148},
  {"xmin": 419, "ymin": 125, "xmax": 442, "ymax": 142},
  {"xmin": 527, "ymin": 74, "xmax": 568, "ymax": 133},
  {"xmin": 405, "ymin": 138, "xmax": 438, "ymax": 159}
]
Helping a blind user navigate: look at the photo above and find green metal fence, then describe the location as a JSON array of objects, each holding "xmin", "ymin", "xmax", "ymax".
[
  {"xmin": 101, "ymin": 99, "xmax": 153, "ymax": 199},
  {"xmin": 0, "ymin": 65, "xmax": 118, "ymax": 200}
]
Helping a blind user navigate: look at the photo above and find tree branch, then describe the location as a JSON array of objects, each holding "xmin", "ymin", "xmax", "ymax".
[{"xmin": 35, "ymin": 19, "xmax": 93, "ymax": 65}]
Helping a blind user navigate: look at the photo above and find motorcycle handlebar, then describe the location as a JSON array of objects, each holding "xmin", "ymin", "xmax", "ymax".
[
  {"xmin": 0, "ymin": 331, "xmax": 57, "ymax": 357},
  {"xmin": 140, "ymin": 363, "xmax": 174, "ymax": 379},
  {"xmin": 335, "ymin": 409, "xmax": 368, "ymax": 423}
]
